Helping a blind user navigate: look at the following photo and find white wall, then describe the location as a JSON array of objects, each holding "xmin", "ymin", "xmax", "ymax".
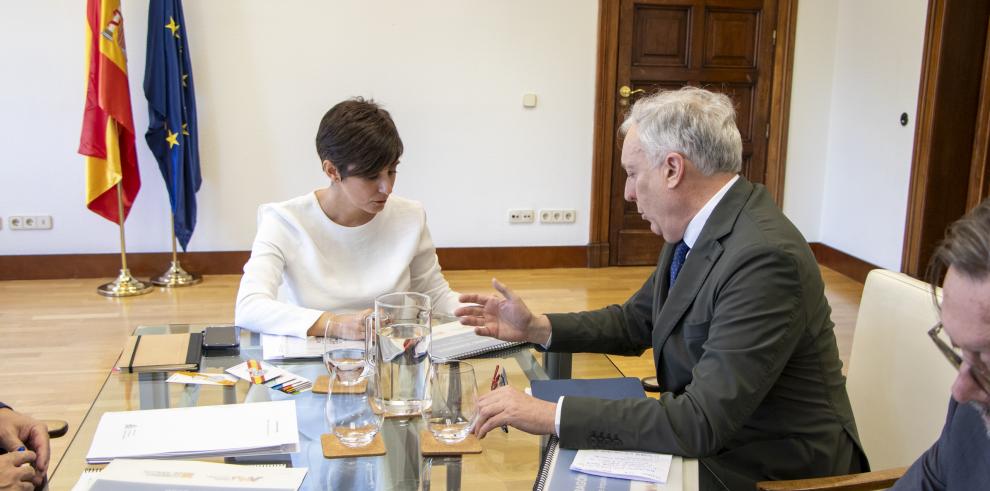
[
  {"xmin": 819, "ymin": 0, "xmax": 927, "ymax": 270},
  {"xmin": 4, "ymin": 0, "xmax": 933, "ymax": 267},
  {"xmin": 0, "ymin": 1, "xmax": 598, "ymax": 255},
  {"xmin": 782, "ymin": 1, "xmax": 838, "ymax": 242},
  {"xmin": 784, "ymin": 0, "xmax": 928, "ymax": 269}
]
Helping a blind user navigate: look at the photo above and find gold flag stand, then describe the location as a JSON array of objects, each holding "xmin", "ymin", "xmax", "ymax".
[
  {"xmin": 98, "ymin": 183, "xmax": 153, "ymax": 297},
  {"xmin": 151, "ymin": 212, "xmax": 202, "ymax": 287}
]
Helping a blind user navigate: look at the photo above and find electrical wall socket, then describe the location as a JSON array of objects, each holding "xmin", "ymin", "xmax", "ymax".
[
  {"xmin": 9, "ymin": 215, "xmax": 53, "ymax": 230},
  {"xmin": 539, "ymin": 209, "xmax": 576, "ymax": 224},
  {"xmin": 508, "ymin": 209, "xmax": 535, "ymax": 224}
]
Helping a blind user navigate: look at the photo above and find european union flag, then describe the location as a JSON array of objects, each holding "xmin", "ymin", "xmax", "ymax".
[{"xmin": 144, "ymin": 0, "xmax": 201, "ymax": 251}]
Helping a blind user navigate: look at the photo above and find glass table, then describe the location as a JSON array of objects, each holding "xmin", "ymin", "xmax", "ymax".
[{"xmin": 47, "ymin": 324, "xmax": 633, "ymax": 490}]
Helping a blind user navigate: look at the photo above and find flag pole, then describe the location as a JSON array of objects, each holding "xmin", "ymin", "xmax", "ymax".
[
  {"xmin": 151, "ymin": 211, "xmax": 202, "ymax": 287},
  {"xmin": 97, "ymin": 182, "xmax": 152, "ymax": 297}
]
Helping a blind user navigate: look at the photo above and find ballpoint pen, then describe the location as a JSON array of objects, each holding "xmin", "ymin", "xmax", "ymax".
[
  {"xmin": 490, "ymin": 364, "xmax": 501, "ymax": 391},
  {"xmin": 489, "ymin": 364, "xmax": 509, "ymax": 433},
  {"xmin": 499, "ymin": 367, "xmax": 509, "ymax": 433}
]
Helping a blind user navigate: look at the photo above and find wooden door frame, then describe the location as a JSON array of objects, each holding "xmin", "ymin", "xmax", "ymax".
[
  {"xmin": 901, "ymin": 0, "xmax": 990, "ymax": 278},
  {"xmin": 587, "ymin": 0, "xmax": 799, "ymax": 267},
  {"xmin": 971, "ymin": 23, "xmax": 990, "ymax": 210}
]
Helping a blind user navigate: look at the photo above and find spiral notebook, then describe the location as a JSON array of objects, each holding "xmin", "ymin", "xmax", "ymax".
[
  {"xmin": 535, "ymin": 437, "xmax": 685, "ymax": 491},
  {"xmin": 429, "ymin": 320, "xmax": 524, "ymax": 360}
]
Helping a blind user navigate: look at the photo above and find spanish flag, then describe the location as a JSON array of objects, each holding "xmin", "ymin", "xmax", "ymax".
[{"xmin": 79, "ymin": 0, "xmax": 141, "ymax": 223}]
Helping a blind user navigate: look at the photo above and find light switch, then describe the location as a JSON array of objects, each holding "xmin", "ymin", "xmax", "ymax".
[{"xmin": 523, "ymin": 93, "xmax": 538, "ymax": 108}]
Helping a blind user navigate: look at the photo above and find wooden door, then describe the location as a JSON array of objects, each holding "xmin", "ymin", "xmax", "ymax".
[{"xmin": 606, "ymin": 0, "xmax": 779, "ymax": 266}]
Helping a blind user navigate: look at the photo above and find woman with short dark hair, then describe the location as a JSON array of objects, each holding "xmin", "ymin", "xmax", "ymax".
[{"xmin": 235, "ymin": 98, "xmax": 460, "ymax": 338}]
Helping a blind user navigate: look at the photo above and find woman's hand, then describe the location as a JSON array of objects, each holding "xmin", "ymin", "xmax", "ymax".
[
  {"xmin": 309, "ymin": 310, "xmax": 373, "ymax": 339},
  {"xmin": 330, "ymin": 309, "xmax": 372, "ymax": 339},
  {"xmin": 455, "ymin": 279, "xmax": 551, "ymax": 345}
]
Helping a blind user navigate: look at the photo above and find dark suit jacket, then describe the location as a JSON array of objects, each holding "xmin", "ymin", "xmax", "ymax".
[
  {"xmin": 547, "ymin": 178, "xmax": 867, "ymax": 489},
  {"xmin": 893, "ymin": 399, "xmax": 990, "ymax": 490}
]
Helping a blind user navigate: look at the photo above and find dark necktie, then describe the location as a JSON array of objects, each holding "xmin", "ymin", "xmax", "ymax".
[{"xmin": 669, "ymin": 240, "xmax": 691, "ymax": 287}]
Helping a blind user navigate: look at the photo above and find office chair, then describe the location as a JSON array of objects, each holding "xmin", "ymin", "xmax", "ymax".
[{"xmin": 757, "ymin": 270, "xmax": 955, "ymax": 490}]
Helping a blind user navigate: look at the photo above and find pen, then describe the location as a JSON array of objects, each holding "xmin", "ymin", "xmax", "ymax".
[
  {"xmin": 490, "ymin": 364, "xmax": 501, "ymax": 391},
  {"xmin": 499, "ymin": 367, "xmax": 509, "ymax": 433}
]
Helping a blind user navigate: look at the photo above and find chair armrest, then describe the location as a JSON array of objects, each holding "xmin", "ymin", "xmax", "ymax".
[
  {"xmin": 756, "ymin": 467, "xmax": 907, "ymax": 491},
  {"xmin": 42, "ymin": 419, "xmax": 69, "ymax": 439}
]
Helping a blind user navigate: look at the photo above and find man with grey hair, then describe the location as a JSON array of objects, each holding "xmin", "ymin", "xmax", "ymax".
[
  {"xmin": 457, "ymin": 87, "xmax": 867, "ymax": 489},
  {"xmin": 892, "ymin": 198, "xmax": 990, "ymax": 489}
]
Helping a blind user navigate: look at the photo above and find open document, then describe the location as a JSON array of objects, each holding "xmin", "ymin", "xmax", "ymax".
[
  {"xmin": 85, "ymin": 400, "xmax": 299, "ymax": 464},
  {"xmin": 262, "ymin": 321, "xmax": 522, "ymax": 361},
  {"xmin": 536, "ymin": 436, "xmax": 687, "ymax": 491},
  {"xmin": 262, "ymin": 334, "xmax": 323, "ymax": 361}
]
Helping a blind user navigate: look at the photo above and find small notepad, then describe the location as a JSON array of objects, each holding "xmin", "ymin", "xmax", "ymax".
[{"xmin": 569, "ymin": 449, "xmax": 672, "ymax": 483}]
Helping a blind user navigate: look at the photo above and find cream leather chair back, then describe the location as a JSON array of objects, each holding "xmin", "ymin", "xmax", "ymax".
[{"xmin": 846, "ymin": 269, "xmax": 957, "ymax": 471}]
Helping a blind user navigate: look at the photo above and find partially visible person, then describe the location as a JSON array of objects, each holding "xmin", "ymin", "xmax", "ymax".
[
  {"xmin": 892, "ymin": 198, "xmax": 990, "ymax": 489},
  {"xmin": 0, "ymin": 402, "xmax": 49, "ymax": 490},
  {"xmin": 235, "ymin": 98, "xmax": 460, "ymax": 338}
]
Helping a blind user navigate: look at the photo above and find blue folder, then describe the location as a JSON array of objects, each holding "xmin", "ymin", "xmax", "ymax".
[
  {"xmin": 530, "ymin": 377, "xmax": 646, "ymax": 402},
  {"xmin": 531, "ymin": 377, "xmax": 648, "ymax": 490}
]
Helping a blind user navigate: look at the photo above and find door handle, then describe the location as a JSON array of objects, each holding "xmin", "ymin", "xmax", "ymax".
[{"xmin": 619, "ymin": 85, "xmax": 645, "ymax": 98}]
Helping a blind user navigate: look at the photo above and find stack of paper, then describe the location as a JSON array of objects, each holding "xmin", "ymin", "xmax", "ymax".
[
  {"xmin": 261, "ymin": 334, "xmax": 323, "ymax": 361},
  {"xmin": 81, "ymin": 459, "xmax": 307, "ymax": 491},
  {"xmin": 85, "ymin": 400, "xmax": 299, "ymax": 464}
]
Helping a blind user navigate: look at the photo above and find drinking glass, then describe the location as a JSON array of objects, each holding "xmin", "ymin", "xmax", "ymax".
[
  {"xmin": 323, "ymin": 314, "xmax": 368, "ymax": 386},
  {"xmin": 423, "ymin": 360, "xmax": 478, "ymax": 444},
  {"xmin": 366, "ymin": 292, "xmax": 432, "ymax": 416},
  {"xmin": 325, "ymin": 365, "xmax": 385, "ymax": 448}
]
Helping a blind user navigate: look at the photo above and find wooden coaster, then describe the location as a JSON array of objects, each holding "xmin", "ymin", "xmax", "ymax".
[
  {"xmin": 419, "ymin": 430, "xmax": 483, "ymax": 456},
  {"xmin": 321, "ymin": 432, "xmax": 387, "ymax": 459},
  {"xmin": 313, "ymin": 375, "xmax": 367, "ymax": 394}
]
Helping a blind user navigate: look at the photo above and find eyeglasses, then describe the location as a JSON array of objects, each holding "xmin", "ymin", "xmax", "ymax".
[{"xmin": 928, "ymin": 321, "xmax": 990, "ymax": 395}]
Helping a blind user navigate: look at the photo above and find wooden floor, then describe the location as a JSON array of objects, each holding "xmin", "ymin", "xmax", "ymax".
[{"xmin": 0, "ymin": 265, "xmax": 863, "ymax": 474}]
